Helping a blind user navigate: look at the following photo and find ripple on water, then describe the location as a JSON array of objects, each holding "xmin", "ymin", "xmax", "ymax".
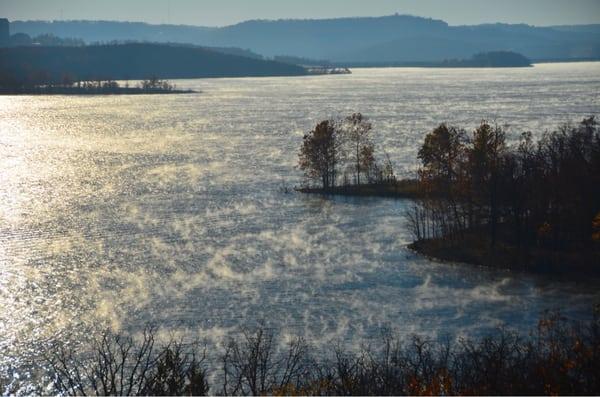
[{"xmin": 0, "ymin": 64, "xmax": 599, "ymax": 377}]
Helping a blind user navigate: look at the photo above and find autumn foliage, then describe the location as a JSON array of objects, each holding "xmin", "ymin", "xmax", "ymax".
[
  {"xmin": 299, "ymin": 113, "xmax": 394, "ymax": 190},
  {"xmin": 408, "ymin": 117, "xmax": 600, "ymax": 273}
]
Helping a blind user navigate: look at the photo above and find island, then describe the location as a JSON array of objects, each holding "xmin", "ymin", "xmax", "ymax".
[{"xmin": 296, "ymin": 114, "xmax": 600, "ymax": 277}]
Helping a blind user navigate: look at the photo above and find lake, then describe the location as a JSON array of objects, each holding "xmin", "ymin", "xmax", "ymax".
[{"xmin": 1, "ymin": 63, "xmax": 600, "ymax": 377}]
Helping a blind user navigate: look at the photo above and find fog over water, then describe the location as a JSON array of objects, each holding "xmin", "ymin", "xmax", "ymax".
[{"xmin": 1, "ymin": 63, "xmax": 600, "ymax": 374}]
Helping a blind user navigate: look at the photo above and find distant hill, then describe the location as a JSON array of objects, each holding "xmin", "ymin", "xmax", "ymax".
[
  {"xmin": 8, "ymin": 15, "xmax": 600, "ymax": 63},
  {"xmin": 274, "ymin": 55, "xmax": 332, "ymax": 66},
  {"xmin": 549, "ymin": 24, "xmax": 600, "ymax": 34},
  {"xmin": 0, "ymin": 43, "xmax": 306, "ymax": 86}
]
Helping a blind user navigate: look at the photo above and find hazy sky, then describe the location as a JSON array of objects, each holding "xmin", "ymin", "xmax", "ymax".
[{"xmin": 1, "ymin": 0, "xmax": 599, "ymax": 26}]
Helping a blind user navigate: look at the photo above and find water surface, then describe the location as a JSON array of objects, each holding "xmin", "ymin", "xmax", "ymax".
[{"xmin": 1, "ymin": 63, "xmax": 600, "ymax": 373}]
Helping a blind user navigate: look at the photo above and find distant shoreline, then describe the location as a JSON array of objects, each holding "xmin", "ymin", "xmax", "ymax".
[
  {"xmin": 335, "ymin": 58, "xmax": 600, "ymax": 69},
  {"xmin": 0, "ymin": 86, "xmax": 197, "ymax": 95}
]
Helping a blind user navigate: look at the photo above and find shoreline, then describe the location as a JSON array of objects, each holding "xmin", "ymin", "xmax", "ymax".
[
  {"xmin": 0, "ymin": 87, "xmax": 197, "ymax": 95},
  {"xmin": 295, "ymin": 180, "xmax": 423, "ymax": 199},
  {"xmin": 336, "ymin": 58, "xmax": 600, "ymax": 69},
  {"xmin": 408, "ymin": 236, "xmax": 600, "ymax": 279}
]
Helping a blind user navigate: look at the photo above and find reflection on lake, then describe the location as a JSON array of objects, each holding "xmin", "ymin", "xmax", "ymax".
[{"xmin": 1, "ymin": 63, "xmax": 600, "ymax": 373}]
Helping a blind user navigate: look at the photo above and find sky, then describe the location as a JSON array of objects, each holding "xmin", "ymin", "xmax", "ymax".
[{"xmin": 1, "ymin": 0, "xmax": 600, "ymax": 27}]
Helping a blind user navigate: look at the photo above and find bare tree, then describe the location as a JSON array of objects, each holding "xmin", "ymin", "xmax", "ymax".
[
  {"xmin": 221, "ymin": 326, "xmax": 311, "ymax": 395},
  {"xmin": 44, "ymin": 326, "xmax": 208, "ymax": 396},
  {"xmin": 342, "ymin": 113, "xmax": 374, "ymax": 185}
]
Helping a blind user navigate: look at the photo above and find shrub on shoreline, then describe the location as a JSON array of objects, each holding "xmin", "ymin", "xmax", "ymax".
[{"xmin": 2, "ymin": 308, "xmax": 599, "ymax": 395}]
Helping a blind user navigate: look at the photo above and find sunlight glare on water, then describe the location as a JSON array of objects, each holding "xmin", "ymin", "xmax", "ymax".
[{"xmin": 1, "ymin": 63, "xmax": 600, "ymax": 375}]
